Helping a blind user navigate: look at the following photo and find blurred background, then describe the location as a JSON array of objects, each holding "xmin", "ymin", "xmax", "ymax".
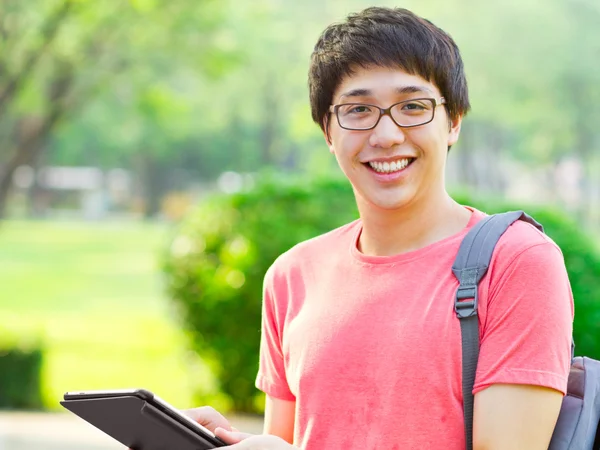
[{"xmin": 1, "ymin": 0, "xmax": 599, "ymax": 448}]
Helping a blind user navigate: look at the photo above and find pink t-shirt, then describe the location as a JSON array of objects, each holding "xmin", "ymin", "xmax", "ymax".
[{"xmin": 255, "ymin": 208, "xmax": 574, "ymax": 450}]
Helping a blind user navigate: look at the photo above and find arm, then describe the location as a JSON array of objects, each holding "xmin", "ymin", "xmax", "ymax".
[
  {"xmin": 263, "ymin": 395, "xmax": 296, "ymax": 443},
  {"xmin": 473, "ymin": 383, "xmax": 563, "ymax": 450},
  {"xmin": 470, "ymin": 239, "xmax": 572, "ymax": 449}
]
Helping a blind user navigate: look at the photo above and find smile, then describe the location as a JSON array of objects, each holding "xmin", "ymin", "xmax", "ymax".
[{"xmin": 366, "ymin": 157, "xmax": 415, "ymax": 174}]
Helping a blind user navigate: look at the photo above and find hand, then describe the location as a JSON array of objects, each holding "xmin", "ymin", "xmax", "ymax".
[
  {"xmin": 215, "ymin": 428, "xmax": 298, "ymax": 449},
  {"xmin": 182, "ymin": 406, "xmax": 236, "ymax": 433}
]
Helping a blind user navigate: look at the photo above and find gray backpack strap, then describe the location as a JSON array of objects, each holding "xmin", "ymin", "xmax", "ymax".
[{"xmin": 452, "ymin": 211, "xmax": 543, "ymax": 450}]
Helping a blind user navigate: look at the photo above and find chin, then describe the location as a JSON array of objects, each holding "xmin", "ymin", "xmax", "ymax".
[
  {"xmin": 373, "ymin": 200, "xmax": 412, "ymax": 211},
  {"xmin": 360, "ymin": 191, "xmax": 416, "ymax": 212}
]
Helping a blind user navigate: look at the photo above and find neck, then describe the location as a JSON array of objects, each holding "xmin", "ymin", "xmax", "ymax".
[{"xmin": 356, "ymin": 192, "xmax": 471, "ymax": 257}]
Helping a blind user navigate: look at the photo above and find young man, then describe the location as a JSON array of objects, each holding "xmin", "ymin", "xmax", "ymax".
[{"xmin": 187, "ymin": 7, "xmax": 574, "ymax": 449}]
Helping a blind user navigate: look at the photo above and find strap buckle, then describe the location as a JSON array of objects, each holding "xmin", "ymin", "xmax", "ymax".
[{"xmin": 455, "ymin": 285, "xmax": 478, "ymax": 319}]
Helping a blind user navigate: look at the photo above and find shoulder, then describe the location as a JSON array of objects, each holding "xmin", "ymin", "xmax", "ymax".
[
  {"xmin": 492, "ymin": 215, "xmax": 563, "ymax": 268},
  {"xmin": 463, "ymin": 208, "xmax": 562, "ymax": 268},
  {"xmin": 482, "ymin": 213, "xmax": 571, "ymax": 304},
  {"xmin": 265, "ymin": 219, "xmax": 361, "ymax": 284}
]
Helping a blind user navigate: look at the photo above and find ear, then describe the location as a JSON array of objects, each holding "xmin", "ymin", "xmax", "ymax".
[
  {"xmin": 322, "ymin": 115, "xmax": 335, "ymax": 153},
  {"xmin": 447, "ymin": 114, "xmax": 463, "ymax": 147}
]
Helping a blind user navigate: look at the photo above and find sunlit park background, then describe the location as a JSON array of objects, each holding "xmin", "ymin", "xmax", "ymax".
[{"xmin": 1, "ymin": 0, "xmax": 600, "ymax": 439}]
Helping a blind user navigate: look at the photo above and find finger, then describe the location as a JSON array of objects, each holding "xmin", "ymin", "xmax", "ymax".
[
  {"xmin": 215, "ymin": 427, "xmax": 253, "ymax": 444},
  {"xmin": 182, "ymin": 407, "xmax": 232, "ymax": 432}
]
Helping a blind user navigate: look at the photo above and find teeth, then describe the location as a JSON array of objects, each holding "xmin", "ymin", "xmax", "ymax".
[{"xmin": 368, "ymin": 158, "xmax": 412, "ymax": 173}]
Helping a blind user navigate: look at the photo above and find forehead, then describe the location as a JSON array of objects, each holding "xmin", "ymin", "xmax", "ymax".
[{"xmin": 333, "ymin": 65, "xmax": 440, "ymax": 102}]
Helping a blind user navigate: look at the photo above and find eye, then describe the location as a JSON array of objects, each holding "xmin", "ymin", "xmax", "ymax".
[
  {"xmin": 339, "ymin": 104, "xmax": 374, "ymax": 116},
  {"xmin": 401, "ymin": 101, "xmax": 427, "ymax": 111},
  {"xmin": 350, "ymin": 105, "xmax": 371, "ymax": 113}
]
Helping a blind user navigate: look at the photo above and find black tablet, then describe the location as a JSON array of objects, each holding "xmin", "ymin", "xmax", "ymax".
[{"xmin": 61, "ymin": 388, "xmax": 227, "ymax": 449}]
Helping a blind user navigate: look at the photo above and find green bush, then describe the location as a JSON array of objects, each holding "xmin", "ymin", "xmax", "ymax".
[
  {"xmin": 163, "ymin": 175, "xmax": 600, "ymax": 412},
  {"xmin": 162, "ymin": 175, "xmax": 357, "ymax": 412},
  {"xmin": 0, "ymin": 340, "xmax": 44, "ymax": 409}
]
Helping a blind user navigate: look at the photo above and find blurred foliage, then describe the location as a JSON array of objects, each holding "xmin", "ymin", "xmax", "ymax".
[
  {"xmin": 0, "ymin": 333, "xmax": 44, "ymax": 409},
  {"xmin": 162, "ymin": 174, "xmax": 357, "ymax": 412},
  {"xmin": 163, "ymin": 175, "xmax": 600, "ymax": 413},
  {"xmin": 0, "ymin": 0, "xmax": 239, "ymax": 217},
  {"xmin": 2, "ymin": 0, "xmax": 598, "ymax": 219}
]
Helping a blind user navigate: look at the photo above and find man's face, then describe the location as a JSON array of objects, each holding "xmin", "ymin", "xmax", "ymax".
[{"xmin": 325, "ymin": 66, "xmax": 462, "ymax": 212}]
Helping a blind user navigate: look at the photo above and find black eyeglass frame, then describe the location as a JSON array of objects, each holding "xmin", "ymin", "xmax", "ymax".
[{"xmin": 328, "ymin": 97, "xmax": 446, "ymax": 131}]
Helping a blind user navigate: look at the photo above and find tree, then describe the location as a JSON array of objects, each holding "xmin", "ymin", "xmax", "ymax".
[{"xmin": 0, "ymin": 0, "xmax": 236, "ymax": 219}]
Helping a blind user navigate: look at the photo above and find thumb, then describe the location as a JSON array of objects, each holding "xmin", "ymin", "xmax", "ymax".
[{"xmin": 215, "ymin": 427, "xmax": 253, "ymax": 444}]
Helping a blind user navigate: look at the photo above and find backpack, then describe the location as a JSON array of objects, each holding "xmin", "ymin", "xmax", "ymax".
[{"xmin": 452, "ymin": 210, "xmax": 600, "ymax": 450}]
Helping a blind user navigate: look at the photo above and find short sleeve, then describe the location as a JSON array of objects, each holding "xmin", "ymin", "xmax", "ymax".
[
  {"xmin": 473, "ymin": 242, "xmax": 574, "ymax": 395},
  {"xmin": 255, "ymin": 266, "xmax": 296, "ymax": 401}
]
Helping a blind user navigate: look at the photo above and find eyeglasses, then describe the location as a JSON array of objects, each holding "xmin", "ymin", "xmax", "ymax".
[{"xmin": 329, "ymin": 97, "xmax": 446, "ymax": 131}]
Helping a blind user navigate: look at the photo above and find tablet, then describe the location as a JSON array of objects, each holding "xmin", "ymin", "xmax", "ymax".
[{"xmin": 60, "ymin": 388, "xmax": 227, "ymax": 449}]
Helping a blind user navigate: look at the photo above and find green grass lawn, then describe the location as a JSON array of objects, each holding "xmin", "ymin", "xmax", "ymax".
[{"xmin": 0, "ymin": 219, "xmax": 209, "ymax": 411}]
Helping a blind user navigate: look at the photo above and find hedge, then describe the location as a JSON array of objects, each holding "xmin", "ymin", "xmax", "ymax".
[{"xmin": 0, "ymin": 338, "xmax": 44, "ymax": 409}]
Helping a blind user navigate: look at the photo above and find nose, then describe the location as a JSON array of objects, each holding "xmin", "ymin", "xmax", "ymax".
[{"xmin": 368, "ymin": 114, "xmax": 406, "ymax": 149}]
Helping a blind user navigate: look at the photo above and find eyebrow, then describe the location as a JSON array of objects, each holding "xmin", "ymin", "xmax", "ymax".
[{"xmin": 339, "ymin": 85, "xmax": 435, "ymax": 100}]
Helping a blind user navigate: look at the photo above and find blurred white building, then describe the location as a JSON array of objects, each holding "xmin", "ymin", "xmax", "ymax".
[{"xmin": 12, "ymin": 165, "xmax": 133, "ymax": 220}]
